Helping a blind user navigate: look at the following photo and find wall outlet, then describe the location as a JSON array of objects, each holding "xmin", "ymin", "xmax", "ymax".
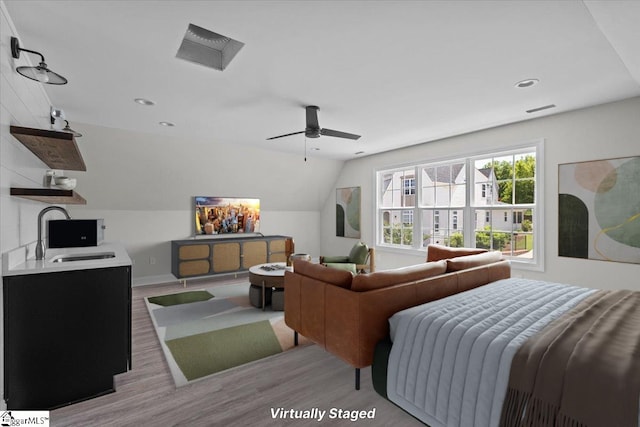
[{"xmin": 149, "ymin": 257, "xmax": 156, "ymax": 265}]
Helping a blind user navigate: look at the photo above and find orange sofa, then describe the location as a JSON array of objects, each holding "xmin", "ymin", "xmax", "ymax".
[{"xmin": 283, "ymin": 246, "xmax": 511, "ymax": 389}]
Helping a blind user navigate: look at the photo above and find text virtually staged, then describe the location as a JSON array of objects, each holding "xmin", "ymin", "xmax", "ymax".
[{"xmin": 269, "ymin": 407, "xmax": 377, "ymax": 422}]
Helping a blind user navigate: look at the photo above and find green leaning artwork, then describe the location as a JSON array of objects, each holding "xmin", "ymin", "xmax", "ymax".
[
  {"xmin": 336, "ymin": 187, "xmax": 361, "ymax": 238},
  {"xmin": 558, "ymin": 155, "xmax": 640, "ymax": 264}
]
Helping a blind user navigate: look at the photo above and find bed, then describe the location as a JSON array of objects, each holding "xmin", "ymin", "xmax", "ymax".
[{"xmin": 372, "ymin": 277, "xmax": 640, "ymax": 427}]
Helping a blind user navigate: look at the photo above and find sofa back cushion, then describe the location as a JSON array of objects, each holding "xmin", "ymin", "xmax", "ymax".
[
  {"xmin": 446, "ymin": 251, "xmax": 503, "ymax": 272},
  {"xmin": 426, "ymin": 244, "xmax": 487, "ymax": 262},
  {"xmin": 348, "ymin": 242, "xmax": 370, "ymax": 265},
  {"xmin": 292, "ymin": 260, "xmax": 353, "ymax": 289},
  {"xmin": 351, "ymin": 260, "xmax": 447, "ymax": 292}
]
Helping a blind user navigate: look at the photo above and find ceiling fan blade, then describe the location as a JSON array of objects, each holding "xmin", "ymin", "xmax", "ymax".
[
  {"xmin": 320, "ymin": 128, "xmax": 361, "ymax": 140},
  {"xmin": 266, "ymin": 130, "xmax": 305, "ymax": 140},
  {"xmin": 306, "ymin": 106, "xmax": 319, "ymax": 129}
]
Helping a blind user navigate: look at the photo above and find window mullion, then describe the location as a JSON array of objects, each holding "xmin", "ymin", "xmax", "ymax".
[
  {"xmin": 464, "ymin": 159, "xmax": 472, "ymax": 248},
  {"xmin": 414, "ymin": 165, "xmax": 421, "ymax": 249}
]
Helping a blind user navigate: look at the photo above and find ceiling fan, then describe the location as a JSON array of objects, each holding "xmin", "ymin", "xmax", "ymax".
[{"xmin": 267, "ymin": 105, "xmax": 361, "ymax": 141}]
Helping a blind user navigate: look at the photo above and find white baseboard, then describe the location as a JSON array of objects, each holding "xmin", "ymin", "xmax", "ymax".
[
  {"xmin": 132, "ymin": 274, "xmax": 179, "ymax": 287},
  {"xmin": 132, "ymin": 271, "xmax": 250, "ymax": 287}
]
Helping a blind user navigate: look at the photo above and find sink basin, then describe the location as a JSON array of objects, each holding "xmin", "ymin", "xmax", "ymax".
[{"xmin": 50, "ymin": 252, "xmax": 116, "ymax": 263}]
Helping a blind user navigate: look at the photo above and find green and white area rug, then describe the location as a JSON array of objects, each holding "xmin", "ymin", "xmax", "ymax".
[{"xmin": 145, "ymin": 282, "xmax": 305, "ymax": 387}]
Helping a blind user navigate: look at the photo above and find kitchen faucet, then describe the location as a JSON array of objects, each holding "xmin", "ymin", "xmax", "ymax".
[{"xmin": 36, "ymin": 206, "xmax": 71, "ymax": 260}]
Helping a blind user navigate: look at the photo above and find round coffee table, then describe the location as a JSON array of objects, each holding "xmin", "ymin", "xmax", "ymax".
[{"xmin": 248, "ymin": 262, "xmax": 290, "ymax": 310}]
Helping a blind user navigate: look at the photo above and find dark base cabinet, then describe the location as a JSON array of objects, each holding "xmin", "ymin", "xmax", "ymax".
[{"xmin": 3, "ymin": 266, "xmax": 131, "ymax": 410}]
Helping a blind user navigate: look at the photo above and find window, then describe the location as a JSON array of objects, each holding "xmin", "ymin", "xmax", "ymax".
[
  {"xmin": 403, "ymin": 177, "xmax": 415, "ymax": 195},
  {"xmin": 377, "ymin": 142, "xmax": 542, "ymax": 268},
  {"xmin": 403, "ymin": 210, "xmax": 414, "ymax": 224},
  {"xmin": 380, "ymin": 169, "xmax": 415, "ymax": 247}
]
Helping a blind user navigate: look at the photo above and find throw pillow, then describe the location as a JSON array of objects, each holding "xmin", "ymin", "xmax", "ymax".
[
  {"xmin": 426, "ymin": 244, "xmax": 487, "ymax": 262},
  {"xmin": 348, "ymin": 242, "xmax": 370, "ymax": 265},
  {"xmin": 445, "ymin": 251, "xmax": 503, "ymax": 272}
]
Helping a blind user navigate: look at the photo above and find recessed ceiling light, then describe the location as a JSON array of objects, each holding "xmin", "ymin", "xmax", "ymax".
[
  {"xmin": 515, "ymin": 79, "xmax": 539, "ymax": 89},
  {"xmin": 134, "ymin": 98, "xmax": 155, "ymax": 106},
  {"xmin": 159, "ymin": 121, "xmax": 175, "ymax": 127},
  {"xmin": 355, "ymin": 151, "xmax": 365, "ymax": 155}
]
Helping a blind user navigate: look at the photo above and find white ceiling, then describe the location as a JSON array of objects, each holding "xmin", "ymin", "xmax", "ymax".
[{"xmin": 5, "ymin": 0, "xmax": 640, "ymax": 160}]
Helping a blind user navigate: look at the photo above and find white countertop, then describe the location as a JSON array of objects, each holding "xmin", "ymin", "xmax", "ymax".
[{"xmin": 3, "ymin": 242, "xmax": 132, "ymax": 277}]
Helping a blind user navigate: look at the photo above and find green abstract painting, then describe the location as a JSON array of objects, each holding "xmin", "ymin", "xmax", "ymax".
[
  {"xmin": 336, "ymin": 187, "xmax": 361, "ymax": 238},
  {"xmin": 558, "ymin": 156, "xmax": 640, "ymax": 264}
]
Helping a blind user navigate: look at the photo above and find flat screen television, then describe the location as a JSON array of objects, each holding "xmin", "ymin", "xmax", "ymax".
[{"xmin": 194, "ymin": 197, "xmax": 260, "ymax": 235}]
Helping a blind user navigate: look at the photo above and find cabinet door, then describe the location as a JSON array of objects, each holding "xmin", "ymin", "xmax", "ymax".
[
  {"xmin": 177, "ymin": 244, "xmax": 211, "ymax": 277},
  {"xmin": 212, "ymin": 242, "xmax": 241, "ymax": 272},
  {"xmin": 268, "ymin": 239, "xmax": 287, "ymax": 262},
  {"xmin": 4, "ymin": 267, "xmax": 130, "ymax": 409},
  {"xmin": 242, "ymin": 241, "xmax": 267, "ymax": 268}
]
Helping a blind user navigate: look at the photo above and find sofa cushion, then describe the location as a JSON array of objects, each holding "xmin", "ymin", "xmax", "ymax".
[
  {"xmin": 351, "ymin": 260, "xmax": 447, "ymax": 292},
  {"xmin": 324, "ymin": 262, "xmax": 358, "ymax": 275},
  {"xmin": 349, "ymin": 242, "xmax": 370, "ymax": 265},
  {"xmin": 445, "ymin": 251, "xmax": 503, "ymax": 272},
  {"xmin": 426, "ymin": 244, "xmax": 487, "ymax": 262},
  {"xmin": 292, "ymin": 260, "xmax": 353, "ymax": 288}
]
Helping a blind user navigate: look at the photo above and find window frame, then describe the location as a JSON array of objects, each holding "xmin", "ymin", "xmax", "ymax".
[{"xmin": 375, "ymin": 140, "xmax": 544, "ymax": 271}]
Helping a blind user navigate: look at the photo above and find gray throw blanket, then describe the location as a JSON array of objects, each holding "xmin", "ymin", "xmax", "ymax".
[{"xmin": 501, "ymin": 289, "xmax": 640, "ymax": 427}]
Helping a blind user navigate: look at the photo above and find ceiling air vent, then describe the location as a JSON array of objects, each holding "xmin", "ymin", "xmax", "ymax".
[
  {"xmin": 526, "ymin": 104, "xmax": 556, "ymax": 114},
  {"xmin": 176, "ymin": 24, "xmax": 244, "ymax": 71}
]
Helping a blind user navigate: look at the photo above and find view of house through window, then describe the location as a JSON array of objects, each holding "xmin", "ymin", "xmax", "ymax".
[{"xmin": 377, "ymin": 143, "xmax": 541, "ymax": 266}]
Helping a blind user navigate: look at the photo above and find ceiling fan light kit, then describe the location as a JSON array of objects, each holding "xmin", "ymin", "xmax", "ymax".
[{"xmin": 11, "ymin": 37, "xmax": 68, "ymax": 85}]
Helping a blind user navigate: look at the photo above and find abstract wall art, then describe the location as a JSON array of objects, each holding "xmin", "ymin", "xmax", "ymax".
[
  {"xmin": 558, "ymin": 156, "xmax": 640, "ymax": 264},
  {"xmin": 336, "ymin": 187, "xmax": 361, "ymax": 238}
]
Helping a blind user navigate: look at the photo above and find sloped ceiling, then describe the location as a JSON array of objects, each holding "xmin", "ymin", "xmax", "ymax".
[{"xmin": 4, "ymin": 0, "xmax": 640, "ymax": 161}]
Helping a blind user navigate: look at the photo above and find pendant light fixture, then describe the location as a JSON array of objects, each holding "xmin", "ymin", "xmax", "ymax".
[
  {"xmin": 10, "ymin": 37, "xmax": 67, "ymax": 85},
  {"xmin": 63, "ymin": 120, "xmax": 82, "ymax": 138}
]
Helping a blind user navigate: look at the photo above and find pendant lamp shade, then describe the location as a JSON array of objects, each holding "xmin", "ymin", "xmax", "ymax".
[{"xmin": 11, "ymin": 37, "xmax": 67, "ymax": 85}]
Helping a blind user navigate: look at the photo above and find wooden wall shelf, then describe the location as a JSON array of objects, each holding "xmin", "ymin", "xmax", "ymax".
[
  {"xmin": 10, "ymin": 126, "xmax": 87, "ymax": 171},
  {"xmin": 10, "ymin": 188, "xmax": 87, "ymax": 205}
]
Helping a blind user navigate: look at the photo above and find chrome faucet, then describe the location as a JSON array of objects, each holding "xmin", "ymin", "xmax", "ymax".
[{"xmin": 36, "ymin": 206, "xmax": 71, "ymax": 260}]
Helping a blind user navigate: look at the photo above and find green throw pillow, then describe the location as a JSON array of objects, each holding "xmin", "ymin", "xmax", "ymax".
[
  {"xmin": 322, "ymin": 255, "xmax": 350, "ymax": 263},
  {"xmin": 348, "ymin": 242, "xmax": 369, "ymax": 265}
]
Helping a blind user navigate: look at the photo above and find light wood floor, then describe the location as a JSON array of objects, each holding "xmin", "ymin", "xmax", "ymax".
[{"xmin": 50, "ymin": 277, "xmax": 422, "ymax": 426}]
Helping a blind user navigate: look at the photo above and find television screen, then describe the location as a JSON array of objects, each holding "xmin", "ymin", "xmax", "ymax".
[{"xmin": 194, "ymin": 197, "xmax": 260, "ymax": 235}]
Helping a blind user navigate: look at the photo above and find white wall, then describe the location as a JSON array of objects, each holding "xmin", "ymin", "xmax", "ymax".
[
  {"xmin": 0, "ymin": 6, "xmax": 58, "ymax": 255},
  {"xmin": 322, "ymin": 96, "xmax": 640, "ymax": 291},
  {"xmin": 0, "ymin": 1, "xmax": 61, "ymax": 410},
  {"xmin": 64, "ymin": 122, "xmax": 341, "ymax": 284}
]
